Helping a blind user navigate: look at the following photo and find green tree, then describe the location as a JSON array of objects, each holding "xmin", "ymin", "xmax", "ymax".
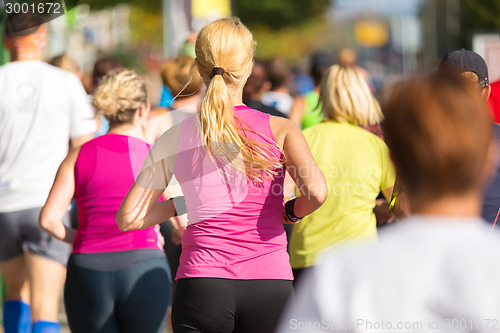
[
  {"xmin": 79, "ymin": 0, "xmax": 160, "ymax": 12},
  {"xmin": 76, "ymin": 0, "xmax": 332, "ymax": 61},
  {"xmin": 459, "ymin": 0, "xmax": 500, "ymax": 47},
  {"xmin": 235, "ymin": 0, "xmax": 330, "ymax": 30}
]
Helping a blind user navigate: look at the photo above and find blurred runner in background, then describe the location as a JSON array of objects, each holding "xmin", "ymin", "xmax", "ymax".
[
  {"xmin": 243, "ymin": 59, "xmax": 287, "ymax": 118},
  {"xmin": 40, "ymin": 69, "xmax": 171, "ymax": 333},
  {"xmin": 288, "ymin": 64, "xmax": 395, "ymax": 286},
  {"xmin": 0, "ymin": 13, "xmax": 96, "ymax": 333},
  {"xmin": 439, "ymin": 50, "xmax": 500, "ymax": 228},
  {"xmin": 289, "ymin": 52, "xmax": 334, "ymax": 129},
  {"xmin": 278, "ymin": 70, "xmax": 499, "ymax": 333},
  {"xmin": 261, "ymin": 57, "xmax": 294, "ymax": 116}
]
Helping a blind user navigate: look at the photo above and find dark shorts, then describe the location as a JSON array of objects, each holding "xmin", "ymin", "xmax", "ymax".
[
  {"xmin": 172, "ymin": 278, "xmax": 294, "ymax": 333},
  {"xmin": 0, "ymin": 207, "xmax": 71, "ymax": 265}
]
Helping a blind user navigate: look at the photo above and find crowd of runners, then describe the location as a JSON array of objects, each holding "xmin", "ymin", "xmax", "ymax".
[{"xmin": 2, "ymin": 11, "xmax": 500, "ymax": 333}]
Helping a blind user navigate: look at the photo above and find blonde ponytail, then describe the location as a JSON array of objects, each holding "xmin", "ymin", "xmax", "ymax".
[{"xmin": 196, "ymin": 18, "xmax": 283, "ymax": 184}]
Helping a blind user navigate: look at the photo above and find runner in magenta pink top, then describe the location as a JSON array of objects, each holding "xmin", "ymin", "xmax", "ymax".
[
  {"xmin": 41, "ymin": 69, "xmax": 171, "ymax": 333},
  {"xmin": 118, "ymin": 18, "xmax": 327, "ymax": 333},
  {"xmin": 175, "ymin": 106, "xmax": 292, "ymax": 280},
  {"xmin": 72, "ymin": 133, "xmax": 163, "ymax": 253}
]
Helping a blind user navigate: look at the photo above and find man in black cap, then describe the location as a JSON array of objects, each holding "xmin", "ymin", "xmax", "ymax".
[
  {"xmin": 440, "ymin": 49, "xmax": 491, "ymax": 99},
  {"xmin": 440, "ymin": 49, "xmax": 500, "ymax": 228}
]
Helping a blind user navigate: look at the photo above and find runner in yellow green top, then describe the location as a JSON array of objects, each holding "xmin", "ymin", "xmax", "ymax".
[
  {"xmin": 289, "ymin": 65, "xmax": 396, "ymax": 284},
  {"xmin": 301, "ymin": 91, "xmax": 323, "ymax": 129}
]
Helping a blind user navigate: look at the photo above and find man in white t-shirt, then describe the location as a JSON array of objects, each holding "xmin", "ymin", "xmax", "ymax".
[
  {"xmin": 0, "ymin": 13, "xmax": 96, "ymax": 333},
  {"xmin": 277, "ymin": 72, "xmax": 500, "ymax": 332}
]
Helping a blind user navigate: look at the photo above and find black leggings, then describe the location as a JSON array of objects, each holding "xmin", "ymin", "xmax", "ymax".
[
  {"xmin": 172, "ymin": 278, "xmax": 294, "ymax": 333},
  {"xmin": 64, "ymin": 256, "xmax": 171, "ymax": 333},
  {"xmin": 292, "ymin": 267, "xmax": 314, "ymax": 288}
]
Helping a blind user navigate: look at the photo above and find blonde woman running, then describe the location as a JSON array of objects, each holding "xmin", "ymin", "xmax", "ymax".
[
  {"xmin": 289, "ymin": 65, "xmax": 396, "ymax": 284},
  {"xmin": 118, "ymin": 17, "xmax": 327, "ymax": 333},
  {"xmin": 40, "ymin": 70, "xmax": 171, "ymax": 333}
]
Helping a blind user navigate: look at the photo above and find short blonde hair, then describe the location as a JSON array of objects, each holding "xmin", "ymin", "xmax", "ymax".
[
  {"xmin": 320, "ymin": 65, "xmax": 382, "ymax": 125},
  {"xmin": 160, "ymin": 55, "xmax": 201, "ymax": 97},
  {"xmin": 92, "ymin": 69, "xmax": 147, "ymax": 126}
]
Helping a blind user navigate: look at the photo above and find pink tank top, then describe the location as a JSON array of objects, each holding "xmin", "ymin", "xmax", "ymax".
[
  {"xmin": 73, "ymin": 134, "xmax": 164, "ymax": 253},
  {"xmin": 174, "ymin": 105, "xmax": 292, "ymax": 280}
]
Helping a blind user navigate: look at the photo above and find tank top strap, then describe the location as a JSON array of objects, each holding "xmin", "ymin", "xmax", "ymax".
[{"xmin": 234, "ymin": 105, "xmax": 275, "ymax": 142}]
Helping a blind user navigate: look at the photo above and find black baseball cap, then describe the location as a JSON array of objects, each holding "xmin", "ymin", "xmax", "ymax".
[
  {"xmin": 4, "ymin": 13, "xmax": 44, "ymax": 37},
  {"xmin": 440, "ymin": 49, "xmax": 489, "ymax": 88}
]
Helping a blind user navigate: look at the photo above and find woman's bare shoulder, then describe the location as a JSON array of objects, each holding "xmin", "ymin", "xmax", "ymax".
[{"xmin": 269, "ymin": 115, "xmax": 300, "ymax": 148}]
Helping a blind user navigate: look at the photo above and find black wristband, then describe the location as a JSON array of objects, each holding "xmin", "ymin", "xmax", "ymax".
[
  {"xmin": 285, "ymin": 197, "xmax": 303, "ymax": 223},
  {"xmin": 170, "ymin": 196, "xmax": 187, "ymax": 217}
]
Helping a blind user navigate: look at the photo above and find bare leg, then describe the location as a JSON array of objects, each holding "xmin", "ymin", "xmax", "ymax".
[
  {"xmin": 25, "ymin": 253, "xmax": 66, "ymax": 322},
  {"xmin": 0, "ymin": 255, "xmax": 30, "ymax": 302},
  {"xmin": 0, "ymin": 256, "xmax": 31, "ymax": 333}
]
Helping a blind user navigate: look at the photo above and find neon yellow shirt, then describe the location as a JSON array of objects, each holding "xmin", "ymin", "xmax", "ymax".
[
  {"xmin": 289, "ymin": 121, "xmax": 396, "ymax": 269},
  {"xmin": 301, "ymin": 91, "xmax": 323, "ymax": 129}
]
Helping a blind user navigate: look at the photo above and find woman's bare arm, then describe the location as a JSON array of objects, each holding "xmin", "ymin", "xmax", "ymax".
[
  {"xmin": 116, "ymin": 183, "xmax": 176, "ymax": 231},
  {"xmin": 39, "ymin": 148, "xmax": 80, "ymax": 243},
  {"xmin": 284, "ymin": 121, "xmax": 327, "ymax": 218},
  {"xmin": 117, "ymin": 124, "xmax": 181, "ymax": 231},
  {"xmin": 271, "ymin": 116, "xmax": 327, "ymax": 221}
]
